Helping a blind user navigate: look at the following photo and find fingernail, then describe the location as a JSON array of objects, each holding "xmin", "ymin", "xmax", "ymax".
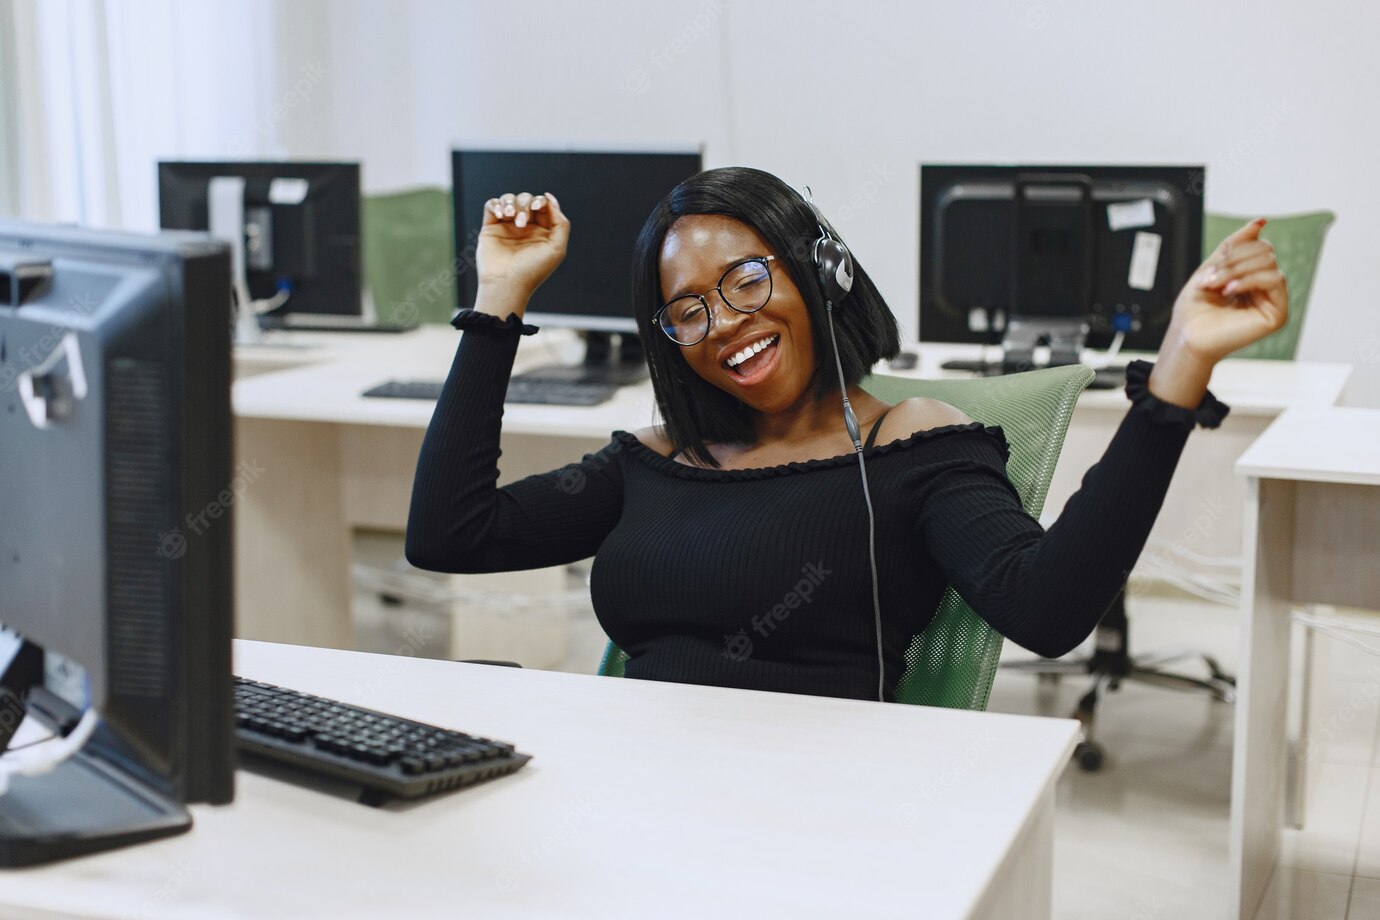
[
  {"xmin": 1203, "ymin": 268, "xmax": 1218, "ymax": 284},
  {"xmin": 532, "ymin": 197, "xmax": 544, "ymax": 210},
  {"xmin": 1223, "ymin": 280, "xmax": 1239, "ymax": 295},
  {"xmin": 515, "ymin": 212, "xmax": 528, "ymax": 228}
]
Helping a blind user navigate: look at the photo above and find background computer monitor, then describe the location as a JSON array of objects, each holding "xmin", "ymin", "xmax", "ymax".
[
  {"xmin": 919, "ymin": 164, "xmax": 1204, "ymax": 353},
  {"xmin": 158, "ymin": 161, "xmax": 361, "ymax": 323},
  {"xmin": 451, "ymin": 147, "xmax": 702, "ymax": 383},
  {"xmin": 0, "ymin": 220, "xmax": 235, "ymax": 865}
]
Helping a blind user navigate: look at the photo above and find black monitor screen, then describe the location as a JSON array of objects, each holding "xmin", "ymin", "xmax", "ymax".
[
  {"xmin": 920, "ymin": 164, "xmax": 1203, "ymax": 350},
  {"xmin": 453, "ymin": 149, "xmax": 702, "ymax": 333},
  {"xmin": 158, "ymin": 161, "xmax": 361, "ymax": 318}
]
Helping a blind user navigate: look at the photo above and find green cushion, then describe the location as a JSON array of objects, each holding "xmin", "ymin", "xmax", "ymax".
[
  {"xmin": 1202, "ymin": 210, "xmax": 1335, "ymax": 361},
  {"xmin": 361, "ymin": 187, "xmax": 457, "ymax": 326},
  {"xmin": 598, "ymin": 363, "xmax": 1093, "ymax": 711}
]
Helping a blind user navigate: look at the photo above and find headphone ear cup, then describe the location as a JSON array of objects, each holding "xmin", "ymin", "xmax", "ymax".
[{"xmin": 813, "ymin": 236, "xmax": 855, "ymax": 304}]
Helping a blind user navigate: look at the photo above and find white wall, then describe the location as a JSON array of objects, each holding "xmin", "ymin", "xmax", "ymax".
[{"xmin": 34, "ymin": 0, "xmax": 1380, "ymax": 404}]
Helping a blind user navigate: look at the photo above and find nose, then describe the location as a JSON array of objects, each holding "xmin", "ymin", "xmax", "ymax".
[{"xmin": 703, "ymin": 289, "xmax": 750, "ymax": 342}]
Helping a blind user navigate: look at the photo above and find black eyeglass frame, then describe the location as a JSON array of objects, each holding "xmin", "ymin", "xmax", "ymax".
[{"xmin": 653, "ymin": 255, "xmax": 778, "ymax": 347}]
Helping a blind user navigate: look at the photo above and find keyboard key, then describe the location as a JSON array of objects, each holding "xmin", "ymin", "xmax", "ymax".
[{"xmin": 232, "ymin": 676, "xmax": 530, "ymax": 802}]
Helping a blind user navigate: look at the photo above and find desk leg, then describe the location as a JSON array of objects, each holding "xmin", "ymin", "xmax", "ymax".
[
  {"xmin": 1230, "ymin": 476, "xmax": 1295, "ymax": 920},
  {"xmin": 234, "ymin": 417, "xmax": 352, "ymax": 649}
]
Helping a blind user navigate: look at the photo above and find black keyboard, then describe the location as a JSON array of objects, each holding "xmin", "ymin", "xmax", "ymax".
[
  {"xmin": 233, "ymin": 676, "xmax": 531, "ymax": 805},
  {"xmin": 361, "ymin": 377, "xmax": 617, "ymax": 406},
  {"xmin": 258, "ymin": 314, "xmax": 418, "ymax": 334}
]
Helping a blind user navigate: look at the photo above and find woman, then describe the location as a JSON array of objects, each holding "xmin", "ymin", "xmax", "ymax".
[{"xmin": 405, "ymin": 167, "xmax": 1286, "ymax": 703}]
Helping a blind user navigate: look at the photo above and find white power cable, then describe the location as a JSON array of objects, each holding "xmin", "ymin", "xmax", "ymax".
[{"xmin": 0, "ymin": 707, "xmax": 99, "ymax": 797}]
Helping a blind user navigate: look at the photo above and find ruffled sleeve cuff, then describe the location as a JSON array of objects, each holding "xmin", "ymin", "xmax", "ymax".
[
  {"xmin": 450, "ymin": 309, "xmax": 540, "ymax": 337},
  {"xmin": 1124, "ymin": 359, "xmax": 1230, "ymax": 431}
]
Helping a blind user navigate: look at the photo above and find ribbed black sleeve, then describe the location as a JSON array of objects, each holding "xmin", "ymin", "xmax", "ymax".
[
  {"xmin": 404, "ymin": 311, "xmax": 626, "ymax": 574},
  {"xmin": 911, "ymin": 361, "xmax": 1227, "ymax": 658}
]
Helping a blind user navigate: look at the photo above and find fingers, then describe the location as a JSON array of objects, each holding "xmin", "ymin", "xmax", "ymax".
[
  {"xmin": 1201, "ymin": 249, "xmax": 1277, "ymax": 289},
  {"xmin": 542, "ymin": 192, "xmax": 571, "ymax": 248},
  {"xmin": 1220, "ymin": 266, "xmax": 1287, "ymax": 301},
  {"xmin": 1220, "ymin": 216, "xmax": 1268, "ymax": 247},
  {"xmin": 482, "ymin": 191, "xmax": 555, "ymax": 229},
  {"xmin": 1200, "ymin": 220, "xmax": 1277, "ymax": 290}
]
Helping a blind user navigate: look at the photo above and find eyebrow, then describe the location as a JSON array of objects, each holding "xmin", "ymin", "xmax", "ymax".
[{"xmin": 666, "ymin": 254, "xmax": 763, "ymax": 300}]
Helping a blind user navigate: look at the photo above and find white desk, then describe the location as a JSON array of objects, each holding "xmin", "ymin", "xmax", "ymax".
[
  {"xmin": 229, "ymin": 327, "xmax": 1350, "ymax": 652},
  {"xmin": 0, "ymin": 640, "xmax": 1080, "ymax": 919},
  {"xmin": 1230, "ymin": 407, "xmax": 1380, "ymax": 920}
]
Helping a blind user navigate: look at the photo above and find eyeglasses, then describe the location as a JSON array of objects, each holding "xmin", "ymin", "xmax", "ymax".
[{"xmin": 654, "ymin": 256, "xmax": 776, "ymax": 346}]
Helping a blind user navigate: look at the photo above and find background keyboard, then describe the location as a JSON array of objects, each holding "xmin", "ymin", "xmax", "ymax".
[
  {"xmin": 233, "ymin": 676, "xmax": 532, "ymax": 805},
  {"xmin": 361, "ymin": 377, "xmax": 617, "ymax": 406}
]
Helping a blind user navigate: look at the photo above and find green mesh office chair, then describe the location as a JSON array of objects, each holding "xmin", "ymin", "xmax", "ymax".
[
  {"xmin": 597, "ymin": 364, "xmax": 1094, "ymax": 712},
  {"xmin": 1202, "ymin": 210, "xmax": 1335, "ymax": 360},
  {"xmin": 361, "ymin": 187, "xmax": 457, "ymax": 327}
]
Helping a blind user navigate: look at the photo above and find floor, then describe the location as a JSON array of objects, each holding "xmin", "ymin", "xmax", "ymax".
[{"xmin": 356, "ymin": 562, "xmax": 1380, "ymax": 920}]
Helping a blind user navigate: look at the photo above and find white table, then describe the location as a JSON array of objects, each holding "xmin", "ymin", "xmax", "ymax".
[
  {"xmin": 228, "ymin": 327, "xmax": 1351, "ymax": 652},
  {"xmin": 1231, "ymin": 407, "xmax": 1380, "ymax": 919},
  {"xmin": 0, "ymin": 640, "xmax": 1080, "ymax": 919}
]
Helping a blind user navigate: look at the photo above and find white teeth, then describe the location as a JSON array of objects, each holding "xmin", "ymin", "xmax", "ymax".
[{"xmin": 726, "ymin": 335, "xmax": 778, "ymax": 368}]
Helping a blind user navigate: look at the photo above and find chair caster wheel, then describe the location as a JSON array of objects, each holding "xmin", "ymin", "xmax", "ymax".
[{"xmin": 1075, "ymin": 741, "xmax": 1105, "ymax": 772}]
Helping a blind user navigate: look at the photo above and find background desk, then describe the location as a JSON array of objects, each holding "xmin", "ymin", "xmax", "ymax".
[
  {"xmin": 1231, "ymin": 407, "xmax": 1380, "ymax": 919},
  {"xmin": 0, "ymin": 640, "xmax": 1081, "ymax": 920},
  {"xmin": 230, "ymin": 327, "xmax": 1351, "ymax": 654}
]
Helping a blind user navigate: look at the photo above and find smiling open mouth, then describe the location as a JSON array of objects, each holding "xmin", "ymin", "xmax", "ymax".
[{"xmin": 724, "ymin": 334, "xmax": 781, "ymax": 383}]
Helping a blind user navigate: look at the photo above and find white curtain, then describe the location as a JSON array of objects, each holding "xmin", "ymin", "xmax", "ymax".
[{"xmin": 0, "ymin": 0, "xmax": 288, "ymax": 230}]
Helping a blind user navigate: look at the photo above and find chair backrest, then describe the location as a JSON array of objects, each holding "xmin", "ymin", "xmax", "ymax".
[
  {"xmin": 598, "ymin": 363, "xmax": 1093, "ymax": 711},
  {"xmin": 361, "ymin": 187, "xmax": 457, "ymax": 327},
  {"xmin": 1201, "ymin": 210, "xmax": 1335, "ymax": 361}
]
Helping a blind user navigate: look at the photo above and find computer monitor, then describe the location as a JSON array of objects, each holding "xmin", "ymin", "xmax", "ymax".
[
  {"xmin": 0, "ymin": 220, "xmax": 235, "ymax": 866},
  {"xmin": 158, "ymin": 161, "xmax": 362, "ymax": 329},
  {"xmin": 451, "ymin": 146, "xmax": 702, "ymax": 385},
  {"xmin": 919, "ymin": 164, "xmax": 1204, "ymax": 358}
]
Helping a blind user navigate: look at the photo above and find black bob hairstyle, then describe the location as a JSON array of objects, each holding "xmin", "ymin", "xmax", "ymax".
[{"xmin": 631, "ymin": 166, "xmax": 901, "ymax": 468}]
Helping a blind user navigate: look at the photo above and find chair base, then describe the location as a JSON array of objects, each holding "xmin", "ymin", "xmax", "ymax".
[{"xmin": 999, "ymin": 589, "xmax": 1236, "ymax": 771}]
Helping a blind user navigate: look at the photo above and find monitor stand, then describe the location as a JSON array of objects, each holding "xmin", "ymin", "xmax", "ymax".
[
  {"xmin": 999, "ymin": 316, "xmax": 1086, "ymax": 374},
  {"xmin": 516, "ymin": 331, "xmax": 649, "ymax": 387},
  {"xmin": 0, "ymin": 745, "xmax": 192, "ymax": 868},
  {"xmin": 938, "ymin": 317, "xmax": 1124, "ymax": 389},
  {"xmin": 0, "ymin": 684, "xmax": 192, "ymax": 870}
]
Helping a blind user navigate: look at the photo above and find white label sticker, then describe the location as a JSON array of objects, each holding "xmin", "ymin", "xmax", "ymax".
[
  {"xmin": 1107, "ymin": 198, "xmax": 1156, "ymax": 231},
  {"xmin": 268, "ymin": 177, "xmax": 309, "ymax": 205},
  {"xmin": 1128, "ymin": 231, "xmax": 1162, "ymax": 291}
]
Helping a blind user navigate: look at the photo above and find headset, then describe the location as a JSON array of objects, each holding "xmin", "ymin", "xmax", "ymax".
[{"xmin": 800, "ymin": 188, "xmax": 886, "ymax": 704}]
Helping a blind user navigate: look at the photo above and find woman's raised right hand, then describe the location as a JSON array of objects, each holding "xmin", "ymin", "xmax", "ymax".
[{"xmin": 475, "ymin": 192, "xmax": 571, "ymax": 303}]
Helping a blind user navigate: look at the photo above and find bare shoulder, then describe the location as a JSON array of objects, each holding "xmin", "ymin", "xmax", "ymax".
[
  {"xmin": 878, "ymin": 397, "xmax": 974, "ymax": 440},
  {"xmin": 629, "ymin": 424, "xmax": 675, "ymax": 458}
]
